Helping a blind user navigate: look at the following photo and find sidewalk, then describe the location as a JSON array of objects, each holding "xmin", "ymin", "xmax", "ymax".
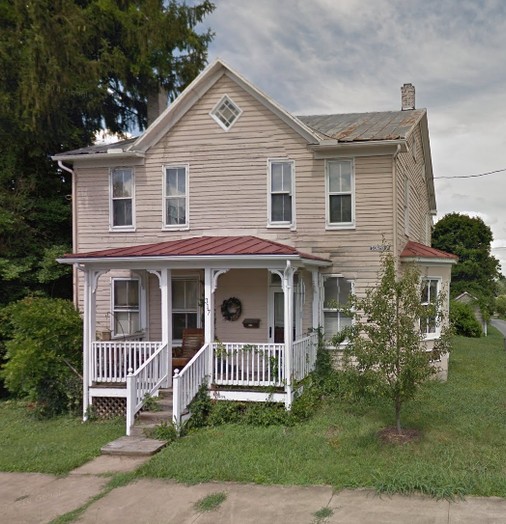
[{"xmin": 1, "ymin": 456, "xmax": 505, "ymax": 523}]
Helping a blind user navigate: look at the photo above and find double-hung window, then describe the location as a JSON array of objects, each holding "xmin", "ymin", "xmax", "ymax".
[
  {"xmin": 323, "ymin": 276, "xmax": 353, "ymax": 341},
  {"xmin": 110, "ymin": 168, "xmax": 134, "ymax": 230},
  {"xmin": 420, "ymin": 278, "xmax": 440, "ymax": 338},
  {"xmin": 112, "ymin": 279, "xmax": 140, "ymax": 336},
  {"xmin": 164, "ymin": 165, "xmax": 188, "ymax": 229},
  {"xmin": 269, "ymin": 160, "xmax": 294, "ymax": 227},
  {"xmin": 172, "ymin": 278, "xmax": 199, "ymax": 341},
  {"xmin": 326, "ymin": 160, "xmax": 354, "ymax": 227}
]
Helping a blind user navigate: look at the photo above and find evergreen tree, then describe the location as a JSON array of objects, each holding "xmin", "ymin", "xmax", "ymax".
[{"xmin": 0, "ymin": 0, "xmax": 215, "ymax": 305}]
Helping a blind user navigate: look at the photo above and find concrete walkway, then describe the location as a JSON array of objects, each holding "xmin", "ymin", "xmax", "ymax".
[{"xmin": 1, "ymin": 456, "xmax": 506, "ymax": 524}]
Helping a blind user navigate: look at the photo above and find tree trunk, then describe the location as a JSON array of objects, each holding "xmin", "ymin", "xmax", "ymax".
[{"xmin": 395, "ymin": 398, "xmax": 402, "ymax": 433}]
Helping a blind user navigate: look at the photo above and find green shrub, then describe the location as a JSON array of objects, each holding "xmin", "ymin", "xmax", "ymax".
[
  {"xmin": 0, "ymin": 297, "xmax": 83, "ymax": 417},
  {"xmin": 450, "ymin": 300, "xmax": 482, "ymax": 338},
  {"xmin": 495, "ymin": 295, "xmax": 506, "ymax": 317}
]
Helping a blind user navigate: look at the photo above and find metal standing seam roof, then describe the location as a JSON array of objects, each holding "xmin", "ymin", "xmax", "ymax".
[
  {"xmin": 62, "ymin": 235, "xmax": 331, "ymax": 263},
  {"xmin": 297, "ymin": 110, "xmax": 425, "ymax": 142},
  {"xmin": 400, "ymin": 241, "xmax": 458, "ymax": 261}
]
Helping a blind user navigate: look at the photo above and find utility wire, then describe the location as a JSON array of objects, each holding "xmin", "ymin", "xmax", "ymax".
[{"xmin": 435, "ymin": 168, "xmax": 506, "ymax": 180}]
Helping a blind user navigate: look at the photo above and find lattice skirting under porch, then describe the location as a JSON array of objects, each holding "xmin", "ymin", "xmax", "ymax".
[{"xmin": 92, "ymin": 397, "xmax": 126, "ymax": 418}]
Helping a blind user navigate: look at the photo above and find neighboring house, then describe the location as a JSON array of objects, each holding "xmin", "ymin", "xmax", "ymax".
[
  {"xmin": 454, "ymin": 291, "xmax": 487, "ymax": 336},
  {"xmin": 53, "ymin": 60, "xmax": 456, "ymax": 434}
]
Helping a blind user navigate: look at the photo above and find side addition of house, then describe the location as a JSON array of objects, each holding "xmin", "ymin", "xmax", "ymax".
[{"xmin": 53, "ymin": 61, "xmax": 456, "ymax": 435}]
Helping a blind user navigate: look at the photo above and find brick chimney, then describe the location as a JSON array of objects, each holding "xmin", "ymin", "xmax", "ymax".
[
  {"xmin": 401, "ymin": 83, "xmax": 415, "ymax": 110},
  {"xmin": 147, "ymin": 88, "xmax": 169, "ymax": 126}
]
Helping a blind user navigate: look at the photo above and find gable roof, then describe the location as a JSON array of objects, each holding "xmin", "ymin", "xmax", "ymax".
[
  {"xmin": 59, "ymin": 235, "xmax": 331, "ymax": 266},
  {"xmin": 400, "ymin": 241, "xmax": 458, "ymax": 263},
  {"xmin": 52, "ymin": 60, "xmax": 427, "ymax": 162}
]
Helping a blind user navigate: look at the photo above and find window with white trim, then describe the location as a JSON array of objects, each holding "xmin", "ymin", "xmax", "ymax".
[
  {"xmin": 210, "ymin": 95, "xmax": 242, "ymax": 130},
  {"xmin": 112, "ymin": 279, "xmax": 140, "ymax": 336},
  {"xmin": 164, "ymin": 165, "xmax": 188, "ymax": 228},
  {"xmin": 420, "ymin": 278, "xmax": 440, "ymax": 338},
  {"xmin": 172, "ymin": 278, "xmax": 199, "ymax": 341},
  {"xmin": 326, "ymin": 160, "xmax": 354, "ymax": 227},
  {"xmin": 323, "ymin": 276, "xmax": 353, "ymax": 339},
  {"xmin": 110, "ymin": 168, "xmax": 134, "ymax": 229},
  {"xmin": 269, "ymin": 160, "xmax": 294, "ymax": 226}
]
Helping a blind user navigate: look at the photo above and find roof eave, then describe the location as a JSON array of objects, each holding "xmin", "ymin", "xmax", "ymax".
[
  {"xmin": 57, "ymin": 253, "xmax": 331, "ymax": 267},
  {"xmin": 401, "ymin": 256, "xmax": 457, "ymax": 265},
  {"xmin": 52, "ymin": 151, "xmax": 145, "ymax": 162},
  {"xmin": 309, "ymin": 139, "xmax": 407, "ymax": 152}
]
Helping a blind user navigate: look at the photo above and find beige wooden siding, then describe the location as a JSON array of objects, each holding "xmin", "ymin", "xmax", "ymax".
[
  {"xmin": 395, "ymin": 123, "xmax": 431, "ymax": 251},
  {"xmin": 72, "ymin": 71, "xmax": 429, "ymax": 336}
]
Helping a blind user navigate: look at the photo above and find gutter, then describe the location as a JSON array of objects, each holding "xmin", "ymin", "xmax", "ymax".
[
  {"xmin": 52, "ymin": 151, "xmax": 145, "ymax": 162},
  {"xmin": 308, "ymin": 138, "xmax": 407, "ymax": 152}
]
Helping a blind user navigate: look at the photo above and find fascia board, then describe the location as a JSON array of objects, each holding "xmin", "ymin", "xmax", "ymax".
[
  {"xmin": 311, "ymin": 140, "xmax": 407, "ymax": 158},
  {"xmin": 51, "ymin": 151, "xmax": 145, "ymax": 163},
  {"xmin": 419, "ymin": 114, "xmax": 437, "ymax": 212},
  {"xmin": 58, "ymin": 254, "xmax": 331, "ymax": 269},
  {"xmin": 401, "ymin": 256, "xmax": 457, "ymax": 265}
]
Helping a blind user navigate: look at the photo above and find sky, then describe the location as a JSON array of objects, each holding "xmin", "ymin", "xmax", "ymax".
[{"xmin": 200, "ymin": 0, "xmax": 506, "ymax": 274}]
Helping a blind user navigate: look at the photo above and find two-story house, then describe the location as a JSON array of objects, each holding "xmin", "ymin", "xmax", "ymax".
[{"xmin": 53, "ymin": 60, "xmax": 456, "ymax": 434}]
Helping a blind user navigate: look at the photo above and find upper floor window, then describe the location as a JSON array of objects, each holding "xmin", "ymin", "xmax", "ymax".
[
  {"xmin": 210, "ymin": 95, "xmax": 242, "ymax": 131},
  {"xmin": 110, "ymin": 168, "xmax": 134, "ymax": 230},
  {"xmin": 420, "ymin": 278, "xmax": 440, "ymax": 339},
  {"xmin": 326, "ymin": 159, "xmax": 354, "ymax": 228},
  {"xmin": 112, "ymin": 278, "xmax": 140, "ymax": 336},
  {"xmin": 268, "ymin": 160, "xmax": 294, "ymax": 227},
  {"xmin": 164, "ymin": 165, "xmax": 188, "ymax": 229},
  {"xmin": 323, "ymin": 276, "xmax": 353, "ymax": 341}
]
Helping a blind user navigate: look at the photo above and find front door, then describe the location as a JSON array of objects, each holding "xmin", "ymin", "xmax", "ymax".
[{"xmin": 269, "ymin": 287, "xmax": 285, "ymax": 343}]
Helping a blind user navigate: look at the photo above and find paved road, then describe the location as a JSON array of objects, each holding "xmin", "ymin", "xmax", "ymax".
[
  {"xmin": 491, "ymin": 318, "xmax": 506, "ymax": 337},
  {"xmin": 1, "ymin": 456, "xmax": 506, "ymax": 524}
]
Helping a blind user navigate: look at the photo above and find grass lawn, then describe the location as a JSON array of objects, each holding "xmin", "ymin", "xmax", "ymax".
[
  {"xmin": 0, "ymin": 402, "xmax": 124, "ymax": 475},
  {"xmin": 139, "ymin": 328, "xmax": 506, "ymax": 498}
]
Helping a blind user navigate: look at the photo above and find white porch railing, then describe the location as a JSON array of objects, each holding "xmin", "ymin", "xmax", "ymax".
[
  {"xmin": 212, "ymin": 342, "xmax": 285, "ymax": 386},
  {"xmin": 91, "ymin": 341, "xmax": 162, "ymax": 383},
  {"xmin": 292, "ymin": 332, "xmax": 318, "ymax": 381},
  {"xmin": 126, "ymin": 342, "xmax": 169, "ymax": 435},
  {"xmin": 173, "ymin": 343, "xmax": 210, "ymax": 427}
]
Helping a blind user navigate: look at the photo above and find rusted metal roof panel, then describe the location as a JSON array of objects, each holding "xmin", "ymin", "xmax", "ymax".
[
  {"xmin": 400, "ymin": 241, "xmax": 458, "ymax": 260},
  {"xmin": 297, "ymin": 110, "xmax": 425, "ymax": 142},
  {"xmin": 63, "ymin": 235, "xmax": 330, "ymax": 262}
]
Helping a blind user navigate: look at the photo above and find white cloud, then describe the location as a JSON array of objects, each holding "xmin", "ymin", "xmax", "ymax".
[{"xmin": 204, "ymin": 0, "xmax": 506, "ymax": 273}]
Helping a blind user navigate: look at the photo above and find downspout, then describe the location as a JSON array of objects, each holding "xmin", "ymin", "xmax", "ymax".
[
  {"xmin": 392, "ymin": 144, "xmax": 402, "ymax": 262},
  {"xmin": 58, "ymin": 161, "xmax": 78, "ymax": 307}
]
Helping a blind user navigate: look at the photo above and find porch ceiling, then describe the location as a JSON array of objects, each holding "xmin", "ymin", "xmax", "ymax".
[{"xmin": 58, "ymin": 235, "xmax": 331, "ymax": 268}]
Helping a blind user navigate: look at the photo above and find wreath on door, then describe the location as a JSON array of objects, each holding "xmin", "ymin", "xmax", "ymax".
[{"xmin": 221, "ymin": 297, "xmax": 242, "ymax": 321}]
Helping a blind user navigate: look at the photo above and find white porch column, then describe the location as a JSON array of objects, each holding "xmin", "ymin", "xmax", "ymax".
[
  {"xmin": 82, "ymin": 268, "xmax": 101, "ymax": 421},
  {"xmin": 204, "ymin": 267, "xmax": 214, "ymax": 383},
  {"xmin": 160, "ymin": 269, "xmax": 172, "ymax": 387},
  {"xmin": 282, "ymin": 261, "xmax": 295, "ymax": 409},
  {"xmin": 311, "ymin": 269, "xmax": 321, "ymax": 330}
]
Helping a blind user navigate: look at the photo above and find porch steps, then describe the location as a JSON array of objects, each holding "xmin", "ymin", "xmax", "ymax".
[{"xmin": 101, "ymin": 388, "xmax": 173, "ymax": 457}]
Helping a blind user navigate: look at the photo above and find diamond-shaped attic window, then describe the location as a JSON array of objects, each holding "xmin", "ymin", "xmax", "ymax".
[{"xmin": 211, "ymin": 95, "xmax": 242, "ymax": 130}]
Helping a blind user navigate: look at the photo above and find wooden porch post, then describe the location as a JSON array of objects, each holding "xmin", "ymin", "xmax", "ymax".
[
  {"xmin": 160, "ymin": 268, "xmax": 172, "ymax": 388},
  {"xmin": 311, "ymin": 269, "xmax": 321, "ymax": 330},
  {"xmin": 82, "ymin": 268, "xmax": 99, "ymax": 422},
  {"xmin": 283, "ymin": 261, "xmax": 295, "ymax": 409}
]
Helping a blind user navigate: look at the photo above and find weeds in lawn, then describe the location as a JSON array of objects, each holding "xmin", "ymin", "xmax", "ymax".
[
  {"xmin": 194, "ymin": 492, "xmax": 227, "ymax": 512},
  {"xmin": 312, "ymin": 506, "xmax": 334, "ymax": 523}
]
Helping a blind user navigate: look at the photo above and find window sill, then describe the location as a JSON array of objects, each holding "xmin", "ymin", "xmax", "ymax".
[
  {"xmin": 266, "ymin": 223, "xmax": 294, "ymax": 230},
  {"xmin": 109, "ymin": 226, "xmax": 136, "ymax": 233},
  {"xmin": 325, "ymin": 224, "xmax": 356, "ymax": 231},
  {"xmin": 162, "ymin": 225, "xmax": 190, "ymax": 232}
]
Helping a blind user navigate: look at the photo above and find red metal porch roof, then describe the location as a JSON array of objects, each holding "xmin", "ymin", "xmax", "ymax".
[
  {"xmin": 63, "ymin": 236, "xmax": 330, "ymax": 263},
  {"xmin": 400, "ymin": 241, "xmax": 458, "ymax": 261}
]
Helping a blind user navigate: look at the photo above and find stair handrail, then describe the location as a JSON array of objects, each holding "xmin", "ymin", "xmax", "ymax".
[{"xmin": 126, "ymin": 341, "xmax": 168, "ymax": 435}]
